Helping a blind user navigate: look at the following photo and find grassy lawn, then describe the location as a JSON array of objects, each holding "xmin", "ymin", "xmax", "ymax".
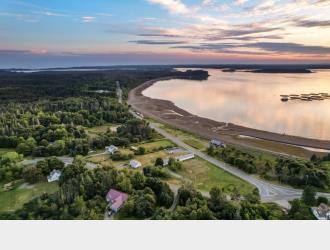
[
  {"xmin": 0, "ymin": 181, "xmax": 59, "ymax": 212},
  {"xmin": 231, "ymin": 135, "xmax": 325, "ymax": 159},
  {"xmin": 135, "ymin": 151, "xmax": 169, "ymax": 166},
  {"xmin": 158, "ymin": 124, "xmax": 209, "ymax": 151},
  {"xmin": 135, "ymin": 139, "xmax": 175, "ymax": 152},
  {"xmin": 87, "ymin": 154, "xmax": 122, "ymax": 167},
  {"xmin": 177, "ymin": 157, "xmax": 255, "ymax": 196},
  {"xmin": 183, "ymin": 139, "xmax": 205, "ymax": 150}
]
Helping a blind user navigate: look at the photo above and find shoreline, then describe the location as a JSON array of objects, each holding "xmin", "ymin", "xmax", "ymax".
[{"xmin": 128, "ymin": 77, "xmax": 330, "ymax": 151}]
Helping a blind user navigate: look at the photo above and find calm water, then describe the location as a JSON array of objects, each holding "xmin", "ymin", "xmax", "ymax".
[{"xmin": 143, "ymin": 69, "xmax": 330, "ymax": 140}]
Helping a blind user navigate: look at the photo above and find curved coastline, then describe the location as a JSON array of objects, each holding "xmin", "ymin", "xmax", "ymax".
[{"xmin": 128, "ymin": 77, "xmax": 330, "ymax": 150}]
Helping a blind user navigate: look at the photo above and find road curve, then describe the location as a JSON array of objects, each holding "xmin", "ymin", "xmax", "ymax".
[
  {"xmin": 122, "ymin": 80, "xmax": 330, "ymax": 208},
  {"xmin": 130, "ymin": 109, "xmax": 330, "ymax": 208}
]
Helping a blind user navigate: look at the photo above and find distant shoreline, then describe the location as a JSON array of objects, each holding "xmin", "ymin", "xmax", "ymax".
[{"xmin": 128, "ymin": 76, "xmax": 330, "ymax": 151}]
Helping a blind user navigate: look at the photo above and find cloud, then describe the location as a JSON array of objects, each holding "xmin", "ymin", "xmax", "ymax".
[
  {"xmin": 0, "ymin": 49, "xmax": 47, "ymax": 55},
  {"xmin": 204, "ymin": 26, "xmax": 282, "ymax": 40},
  {"xmin": 136, "ymin": 23, "xmax": 283, "ymax": 42},
  {"xmin": 129, "ymin": 40, "xmax": 187, "ymax": 45},
  {"xmin": 172, "ymin": 41, "xmax": 330, "ymax": 55},
  {"xmin": 43, "ymin": 11, "xmax": 64, "ymax": 17},
  {"xmin": 0, "ymin": 50, "xmax": 30, "ymax": 55},
  {"xmin": 146, "ymin": 0, "xmax": 189, "ymax": 14},
  {"xmin": 246, "ymin": 42, "xmax": 330, "ymax": 54},
  {"xmin": 291, "ymin": 18, "xmax": 330, "ymax": 27},
  {"xmin": 81, "ymin": 16, "xmax": 95, "ymax": 23},
  {"xmin": 234, "ymin": 0, "xmax": 248, "ymax": 6}
]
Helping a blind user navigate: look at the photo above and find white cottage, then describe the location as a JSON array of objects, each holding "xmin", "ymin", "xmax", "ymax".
[
  {"xmin": 105, "ymin": 145, "xmax": 118, "ymax": 154},
  {"xmin": 130, "ymin": 160, "xmax": 142, "ymax": 169},
  {"xmin": 47, "ymin": 170, "xmax": 62, "ymax": 182},
  {"xmin": 175, "ymin": 153, "xmax": 195, "ymax": 162}
]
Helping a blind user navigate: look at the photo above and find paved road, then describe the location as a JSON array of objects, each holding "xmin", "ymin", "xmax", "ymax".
[{"xmin": 130, "ymin": 110, "xmax": 330, "ymax": 208}]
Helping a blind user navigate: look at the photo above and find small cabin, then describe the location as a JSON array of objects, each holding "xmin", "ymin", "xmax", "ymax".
[
  {"xmin": 47, "ymin": 170, "xmax": 62, "ymax": 183},
  {"xmin": 105, "ymin": 145, "xmax": 118, "ymax": 154},
  {"xmin": 130, "ymin": 160, "xmax": 142, "ymax": 169}
]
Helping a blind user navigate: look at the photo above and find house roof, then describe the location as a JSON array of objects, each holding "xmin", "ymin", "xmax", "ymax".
[
  {"xmin": 106, "ymin": 189, "xmax": 129, "ymax": 209},
  {"xmin": 106, "ymin": 145, "xmax": 118, "ymax": 151},
  {"xmin": 176, "ymin": 153, "xmax": 195, "ymax": 161},
  {"xmin": 49, "ymin": 169, "xmax": 61, "ymax": 176},
  {"xmin": 130, "ymin": 160, "xmax": 141, "ymax": 168}
]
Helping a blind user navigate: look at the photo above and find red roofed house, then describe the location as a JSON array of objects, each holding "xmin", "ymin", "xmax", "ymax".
[{"xmin": 106, "ymin": 189, "xmax": 129, "ymax": 213}]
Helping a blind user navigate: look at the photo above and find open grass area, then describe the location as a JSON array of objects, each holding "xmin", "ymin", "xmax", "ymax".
[
  {"xmin": 177, "ymin": 157, "xmax": 255, "ymax": 196},
  {"xmin": 159, "ymin": 124, "xmax": 209, "ymax": 151},
  {"xmin": 183, "ymin": 139, "xmax": 205, "ymax": 150},
  {"xmin": 135, "ymin": 139, "xmax": 175, "ymax": 152},
  {"xmin": 135, "ymin": 151, "xmax": 169, "ymax": 166},
  {"xmin": 0, "ymin": 181, "xmax": 59, "ymax": 212},
  {"xmin": 86, "ymin": 143, "xmax": 175, "ymax": 169},
  {"xmin": 85, "ymin": 124, "xmax": 119, "ymax": 138},
  {"xmin": 231, "ymin": 135, "xmax": 326, "ymax": 159},
  {"xmin": 87, "ymin": 154, "xmax": 123, "ymax": 168}
]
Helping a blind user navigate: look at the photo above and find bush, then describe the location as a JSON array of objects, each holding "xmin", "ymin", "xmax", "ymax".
[
  {"xmin": 317, "ymin": 196, "xmax": 328, "ymax": 205},
  {"xmin": 23, "ymin": 167, "xmax": 44, "ymax": 184},
  {"xmin": 143, "ymin": 166, "xmax": 169, "ymax": 178}
]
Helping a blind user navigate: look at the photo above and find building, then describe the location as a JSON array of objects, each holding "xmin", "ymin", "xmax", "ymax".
[
  {"xmin": 47, "ymin": 170, "xmax": 62, "ymax": 182},
  {"xmin": 105, "ymin": 145, "xmax": 118, "ymax": 154},
  {"xmin": 210, "ymin": 139, "xmax": 226, "ymax": 148},
  {"xmin": 130, "ymin": 160, "xmax": 142, "ymax": 169},
  {"xmin": 311, "ymin": 203, "xmax": 330, "ymax": 220},
  {"xmin": 106, "ymin": 189, "xmax": 129, "ymax": 213},
  {"xmin": 175, "ymin": 153, "xmax": 195, "ymax": 162},
  {"xmin": 163, "ymin": 158, "xmax": 169, "ymax": 166}
]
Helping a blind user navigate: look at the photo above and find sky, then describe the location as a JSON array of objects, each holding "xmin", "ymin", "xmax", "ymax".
[{"xmin": 1, "ymin": 0, "xmax": 330, "ymax": 68}]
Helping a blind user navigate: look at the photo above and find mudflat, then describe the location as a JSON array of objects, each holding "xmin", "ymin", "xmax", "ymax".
[{"xmin": 128, "ymin": 78, "xmax": 330, "ymax": 150}]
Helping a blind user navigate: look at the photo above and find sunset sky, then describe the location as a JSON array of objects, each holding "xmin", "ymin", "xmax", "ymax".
[{"xmin": 1, "ymin": 0, "xmax": 330, "ymax": 68}]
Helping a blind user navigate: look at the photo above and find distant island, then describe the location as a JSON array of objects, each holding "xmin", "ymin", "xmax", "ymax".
[{"xmin": 250, "ymin": 68, "xmax": 313, "ymax": 73}]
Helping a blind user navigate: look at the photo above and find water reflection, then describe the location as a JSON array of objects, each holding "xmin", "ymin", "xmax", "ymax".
[{"xmin": 143, "ymin": 69, "xmax": 330, "ymax": 140}]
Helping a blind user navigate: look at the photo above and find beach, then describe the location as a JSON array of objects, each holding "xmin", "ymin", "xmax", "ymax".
[{"xmin": 128, "ymin": 78, "xmax": 330, "ymax": 151}]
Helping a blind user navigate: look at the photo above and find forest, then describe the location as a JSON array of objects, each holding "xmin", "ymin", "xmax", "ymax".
[
  {"xmin": 0, "ymin": 68, "xmax": 319, "ymax": 220},
  {"xmin": 208, "ymin": 145, "xmax": 330, "ymax": 190}
]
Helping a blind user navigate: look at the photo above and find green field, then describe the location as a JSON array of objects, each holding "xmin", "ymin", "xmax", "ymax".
[
  {"xmin": 158, "ymin": 124, "xmax": 209, "ymax": 151},
  {"xmin": 232, "ymin": 135, "xmax": 322, "ymax": 159},
  {"xmin": 183, "ymin": 139, "xmax": 205, "ymax": 150},
  {"xmin": 135, "ymin": 139, "xmax": 175, "ymax": 152},
  {"xmin": 135, "ymin": 151, "xmax": 170, "ymax": 166},
  {"xmin": 0, "ymin": 181, "xmax": 59, "ymax": 212},
  {"xmin": 177, "ymin": 157, "xmax": 255, "ymax": 195}
]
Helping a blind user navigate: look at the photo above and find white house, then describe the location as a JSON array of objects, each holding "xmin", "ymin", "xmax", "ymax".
[
  {"xmin": 105, "ymin": 145, "xmax": 118, "ymax": 154},
  {"xmin": 47, "ymin": 170, "xmax": 62, "ymax": 183},
  {"xmin": 130, "ymin": 160, "xmax": 142, "ymax": 169},
  {"xmin": 311, "ymin": 203, "xmax": 330, "ymax": 220},
  {"xmin": 163, "ymin": 158, "xmax": 169, "ymax": 166},
  {"xmin": 175, "ymin": 153, "xmax": 195, "ymax": 162}
]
